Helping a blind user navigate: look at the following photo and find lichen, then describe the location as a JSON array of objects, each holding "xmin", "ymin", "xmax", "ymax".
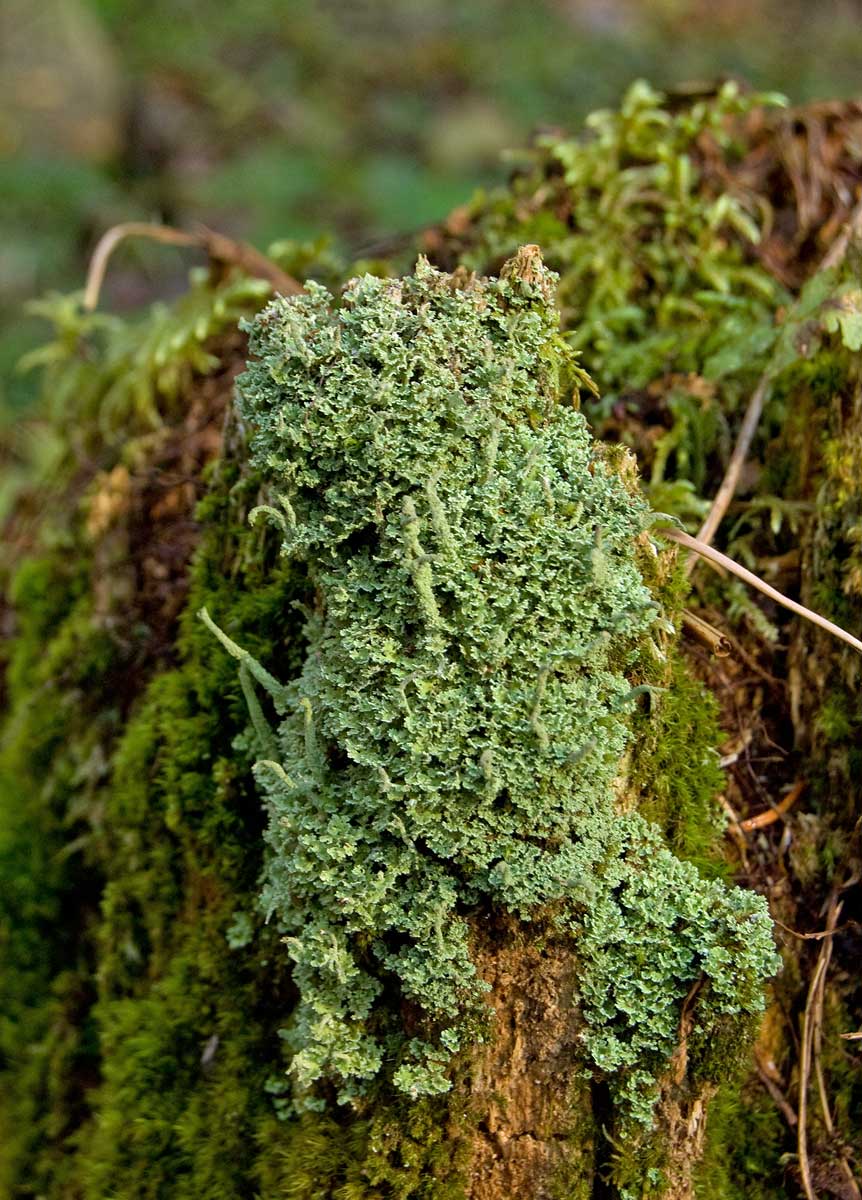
[{"xmin": 216, "ymin": 248, "xmax": 779, "ymax": 1125}]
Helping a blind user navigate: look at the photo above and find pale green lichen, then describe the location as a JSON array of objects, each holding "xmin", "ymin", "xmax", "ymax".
[{"xmin": 210, "ymin": 249, "xmax": 778, "ymax": 1123}]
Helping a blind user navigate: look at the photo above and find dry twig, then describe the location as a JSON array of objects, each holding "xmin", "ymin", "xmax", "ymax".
[
  {"xmin": 818, "ymin": 192, "xmax": 862, "ymax": 271},
  {"xmin": 754, "ymin": 1050, "xmax": 799, "ymax": 1129},
  {"xmin": 774, "ymin": 918, "xmax": 859, "ymax": 941},
  {"xmin": 681, "ymin": 609, "xmax": 731, "ymax": 656},
  {"xmin": 692, "ymin": 372, "xmax": 771, "ymax": 561},
  {"xmin": 798, "ymin": 894, "xmax": 861, "ymax": 1200},
  {"xmin": 739, "ymin": 779, "xmax": 806, "ymax": 832},
  {"xmin": 84, "ymin": 221, "xmax": 302, "ymax": 311}
]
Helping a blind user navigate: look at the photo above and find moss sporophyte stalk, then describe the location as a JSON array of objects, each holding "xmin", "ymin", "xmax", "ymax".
[{"xmin": 203, "ymin": 247, "xmax": 779, "ymax": 1123}]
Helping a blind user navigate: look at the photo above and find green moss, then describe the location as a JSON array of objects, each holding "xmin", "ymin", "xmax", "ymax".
[
  {"xmin": 52, "ymin": 460, "xmax": 474, "ymax": 1200},
  {"xmin": 695, "ymin": 1075, "xmax": 787, "ymax": 1200},
  {"xmin": 436, "ymin": 81, "xmax": 790, "ymax": 524},
  {"xmin": 0, "ymin": 543, "xmax": 118, "ymax": 1195},
  {"xmin": 15, "ymin": 81, "xmax": 854, "ymax": 1198},
  {"xmin": 634, "ymin": 651, "xmax": 726, "ymax": 876},
  {"xmin": 69, "ymin": 465, "xmax": 303, "ymax": 1198},
  {"xmin": 23, "ymin": 270, "xmax": 274, "ymax": 455},
  {"xmin": 260, "ymin": 1097, "xmax": 471, "ymax": 1200}
]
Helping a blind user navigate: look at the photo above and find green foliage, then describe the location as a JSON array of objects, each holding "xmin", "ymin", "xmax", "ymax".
[
  {"xmin": 0, "ymin": 551, "xmax": 111, "ymax": 1195},
  {"xmin": 22, "ymin": 270, "xmax": 272, "ymax": 445},
  {"xmin": 695, "ymin": 1076, "xmax": 787, "ymax": 1200},
  {"xmin": 257, "ymin": 1098, "xmax": 471, "ymax": 1200},
  {"xmin": 221, "ymin": 250, "xmax": 778, "ymax": 1124},
  {"xmin": 634, "ymin": 651, "xmax": 726, "ymax": 874},
  {"xmin": 70, "ymin": 465, "xmax": 306, "ymax": 1199},
  {"xmin": 447, "ymin": 81, "xmax": 793, "ymax": 528},
  {"xmin": 19, "ymin": 75, "xmax": 862, "ymax": 1200},
  {"xmin": 458, "ymin": 81, "xmax": 787, "ymax": 386},
  {"xmin": 2, "ymin": 437, "xmax": 476, "ymax": 1197}
]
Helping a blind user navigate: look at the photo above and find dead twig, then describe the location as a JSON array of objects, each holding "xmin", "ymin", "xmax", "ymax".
[
  {"xmin": 719, "ymin": 794, "xmax": 751, "ymax": 868},
  {"xmin": 663, "ymin": 528, "xmax": 862, "ymax": 656},
  {"xmin": 84, "ymin": 221, "xmax": 302, "ymax": 311},
  {"xmin": 774, "ymin": 917, "xmax": 860, "ymax": 941},
  {"xmin": 754, "ymin": 1050, "xmax": 799, "ymax": 1129},
  {"xmin": 739, "ymin": 779, "xmax": 806, "ymax": 831},
  {"xmin": 681, "ymin": 609, "xmax": 732, "ymax": 656},
  {"xmin": 798, "ymin": 899, "xmax": 837, "ymax": 1200}
]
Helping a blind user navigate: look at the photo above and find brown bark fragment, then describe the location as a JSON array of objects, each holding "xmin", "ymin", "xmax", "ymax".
[{"xmin": 466, "ymin": 920, "xmax": 593, "ymax": 1200}]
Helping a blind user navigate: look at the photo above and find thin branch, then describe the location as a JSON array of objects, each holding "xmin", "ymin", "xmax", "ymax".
[
  {"xmin": 753, "ymin": 1050, "xmax": 799, "ymax": 1129},
  {"xmin": 681, "ymin": 609, "xmax": 731, "ymax": 656},
  {"xmin": 798, "ymin": 902, "xmax": 837, "ymax": 1200},
  {"xmin": 663, "ymin": 528, "xmax": 862, "ymax": 655},
  {"xmin": 719, "ymin": 794, "xmax": 751, "ymax": 868},
  {"xmin": 84, "ymin": 221, "xmax": 302, "ymax": 311},
  {"xmin": 798, "ymin": 897, "xmax": 860, "ymax": 1200},
  {"xmin": 774, "ymin": 917, "xmax": 860, "ymax": 941}
]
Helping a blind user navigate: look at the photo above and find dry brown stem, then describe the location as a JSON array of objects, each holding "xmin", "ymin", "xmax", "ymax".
[
  {"xmin": 692, "ymin": 372, "xmax": 771, "ymax": 561},
  {"xmin": 754, "ymin": 1050, "xmax": 799, "ymax": 1130},
  {"xmin": 739, "ymin": 779, "xmax": 806, "ymax": 832},
  {"xmin": 692, "ymin": 189, "xmax": 862, "ymax": 565},
  {"xmin": 83, "ymin": 221, "xmax": 302, "ymax": 311},
  {"xmin": 798, "ymin": 894, "xmax": 861, "ymax": 1200},
  {"xmin": 818, "ymin": 192, "xmax": 862, "ymax": 271},
  {"xmin": 681, "ymin": 609, "xmax": 732, "ymax": 656}
]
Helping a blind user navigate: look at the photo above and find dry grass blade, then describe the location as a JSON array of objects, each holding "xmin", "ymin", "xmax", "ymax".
[
  {"xmin": 754, "ymin": 1049, "xmax": 799, "ymax": 1130},
  {"xmin": 663, "ymin": 529, "xmax": 862, "ymax": 655},
  {"xmin": 693, "ymin": 372, "xmax": 771, "ymax": 560},
  {"xmin": 818, "ymin": 192, "xmax": 862, "ymax": 271},
  {"xmin": 798, "ymin": 895, "xmax": 861, "ymax": 1200},
  {"xmin": 774, "ymin": 918, "xmax": 859, "ymax": 941},
  {"xmin": 797, "ymin": 899, "xmax": 838, "ymax": 1200}
]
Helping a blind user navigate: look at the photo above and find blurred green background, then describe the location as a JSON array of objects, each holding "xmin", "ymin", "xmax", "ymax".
[{"xmin": 3, "ymin": 0, "xmax": 862, "ymax": 425}]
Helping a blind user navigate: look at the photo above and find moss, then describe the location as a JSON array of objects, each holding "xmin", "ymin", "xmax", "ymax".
[
  {"xmin": 695, "ymin": 1075, "xmax": 787, "ymax": 1200},
  {"xmin": 259, "ymin": 1097, "xmax": 471, "ymax": 1200},
  {"xmin": 633, "ymin": 650, "xmax": 726, "ymax": 877},
  {"xmin": 1, "ymin": 276, "xmax": 485, "ymax": 1199},
  {"xmin": 17, "ymin": 82, "xmax": 862, "ymax": 1198},
  {"xmin": 53, "ymin": 459, "xmax": 474, "ymax": 1200},
  {"xmin": 0, "ymin": 543, "xmax": 119, "ymax": 1196},
  {"xmin": 68, "ymin": 464, "xmax": 303, "ymax": 1198},
  {"xmin": 430, "ymin": 81, "xmax": 790, "ymax": 525}
]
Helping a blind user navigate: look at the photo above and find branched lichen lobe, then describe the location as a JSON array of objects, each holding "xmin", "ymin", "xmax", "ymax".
[{"xmin": 228, "ymin": 249, "xmax": 778, "ymax": 1123}]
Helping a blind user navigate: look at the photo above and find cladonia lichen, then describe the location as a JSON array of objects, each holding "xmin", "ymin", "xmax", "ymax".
[{"xmin": 207, "ymin": 247, "xmax": 779, "ymax": 1122}]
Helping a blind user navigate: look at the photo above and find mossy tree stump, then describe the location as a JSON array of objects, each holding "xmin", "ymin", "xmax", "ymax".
[{"xmin": 3, "ymin": 83, "xmax": 862, "ymax": 1200}]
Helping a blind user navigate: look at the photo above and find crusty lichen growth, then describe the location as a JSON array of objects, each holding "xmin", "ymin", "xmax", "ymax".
[{"xmin": 212, "ymin": 248, "xmax": 778, "ymax": 1125}]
